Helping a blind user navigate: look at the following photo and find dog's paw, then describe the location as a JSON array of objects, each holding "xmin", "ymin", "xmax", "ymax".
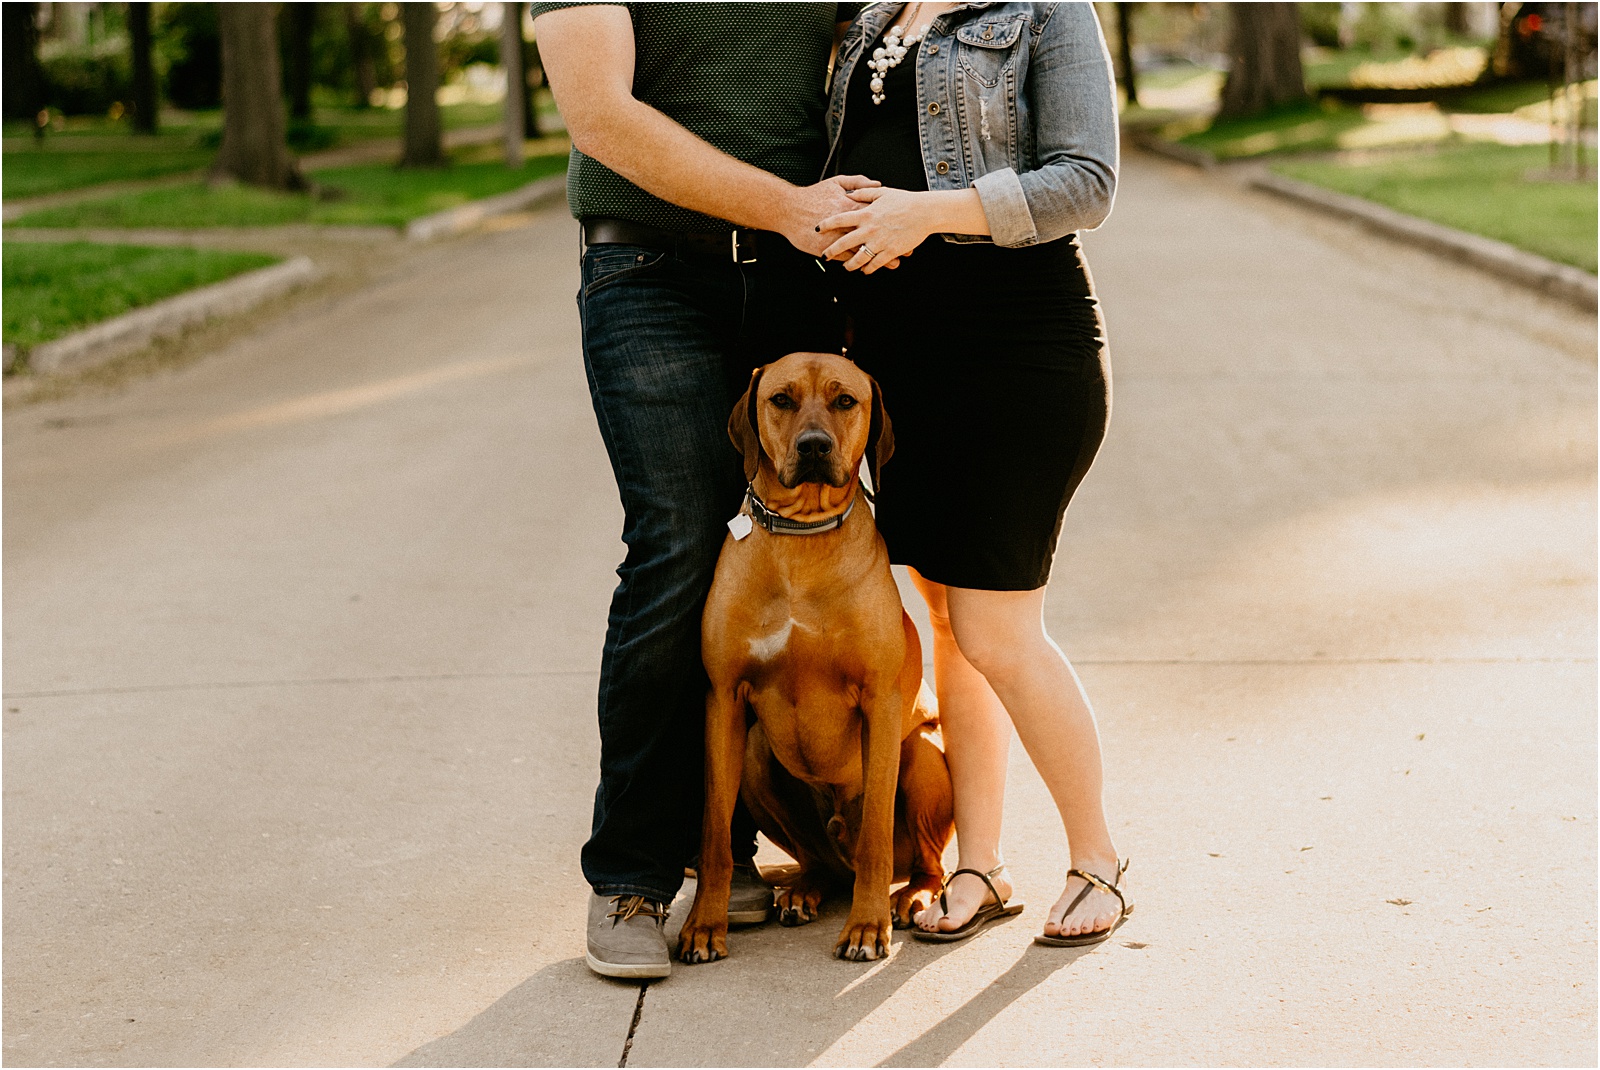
[
  {"xmin": 775, "ymin": 883, "xmax": 824, "ymax": 927},
  {"xmin": 677, "ymin": 920, "xmax": 728, "ymax": 965},
  {"xmin": 834, "ymin": 913, "xmax": 892, "ymax": 961},
  {"xmin": 890, "ymin": 878, "xmax": 940, "ymax": 929}
]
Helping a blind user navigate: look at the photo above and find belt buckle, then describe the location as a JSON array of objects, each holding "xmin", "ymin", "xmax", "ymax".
[{"xmin": 731, "ymin": 229, "xmax": 758, "ymax": 265}]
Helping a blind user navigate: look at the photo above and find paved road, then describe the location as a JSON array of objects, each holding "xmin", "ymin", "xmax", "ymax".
[{"xmin": 5, "ymin": 154, "xmax": 1594, "ymax": 1067}]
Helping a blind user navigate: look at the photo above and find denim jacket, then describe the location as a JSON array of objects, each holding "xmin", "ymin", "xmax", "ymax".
[{"xmin": 824, "ymin": 2, "xmax": 1118, "ymax": 247}]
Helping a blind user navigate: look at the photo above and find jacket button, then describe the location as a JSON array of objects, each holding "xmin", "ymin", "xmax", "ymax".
[
  {"xmin": 935, "ymin": 161, "xmax": 950, "ymax": 175},
  {"xmin": 982, "ymin": 26, "xmax": 994, "ymax": 39},
  {"xmin": 927, "ymin": 101, "xmax": 941, "ymax": 115},
  {"xmin": 928, "ymin": 44, "xmax": 939, "ymax": 55}
]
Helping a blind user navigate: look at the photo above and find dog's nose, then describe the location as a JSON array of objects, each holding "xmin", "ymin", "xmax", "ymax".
[{"xmin": 795, "ymin": 431, "xmax": 833, "ymax": 459}]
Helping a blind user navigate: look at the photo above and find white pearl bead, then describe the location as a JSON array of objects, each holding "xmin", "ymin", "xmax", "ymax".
[{"xmin": 872, "ymin": 47, "xmax": 885, "ymax": 59}]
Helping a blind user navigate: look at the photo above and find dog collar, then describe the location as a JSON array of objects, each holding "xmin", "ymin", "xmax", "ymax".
[{"xmin": 745, "ymin": 484, "xmax": 857, "ymax": 536}]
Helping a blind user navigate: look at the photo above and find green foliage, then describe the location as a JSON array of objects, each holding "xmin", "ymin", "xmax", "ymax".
[
  {"xmin": 154, "ymin": 3, "xmax": 221, "ymax": 110},
  {"xmin": 1300, "ymin": 3, "xmax": 1344, "ymax": 49},
  {"xmin": 3, "ymin": 242, "xmax": 279, "ymax": 347},
  {"xmin": 12, "ymin": 153, "xmax": 570, "ymax": 230},
  {"xmin": 1274, "ymin": 143, "xmax": 1598, "ymax": 273},
  {"xmin": 1180, "ymin": 101, "xmax": 1371, "ymax": 159},
  {"xmin": 39, "ymin": 46, "xmax": 131, "ymax": 116}
]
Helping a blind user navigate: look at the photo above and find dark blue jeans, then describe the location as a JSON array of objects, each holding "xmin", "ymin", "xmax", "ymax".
[{"xmin": 576, "ymin": 235, "xmax": 841, "ymax": 902}]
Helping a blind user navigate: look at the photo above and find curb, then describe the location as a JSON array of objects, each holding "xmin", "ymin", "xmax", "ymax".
[
  {"xmin": 21, "ymin": 256, "xmax": 322, "ymax": 377},
  {"xmin": 403, "ymin": 173, "xmax": 568, "ymax": 242},
  {"xmin": 1249, "ymin": 172, "xmax": 1598, "ymax": 312}
]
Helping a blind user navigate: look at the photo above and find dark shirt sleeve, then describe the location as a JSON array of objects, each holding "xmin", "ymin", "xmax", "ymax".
[{"xmin": 834, "ymin": 3, "xmax": 865, "ymax": 21}]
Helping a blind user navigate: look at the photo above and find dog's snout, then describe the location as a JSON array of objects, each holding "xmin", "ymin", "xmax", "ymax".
[{"xmin": 796, "ymin": 431, "xmax": 833, "ymax": 459}]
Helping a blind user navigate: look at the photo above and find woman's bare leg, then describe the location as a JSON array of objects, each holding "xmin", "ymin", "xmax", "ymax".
[
  {"xmin": 943, "ymin": 585, "xmax": 1127, "ymax": 938},
  {"xmin": 906, "ymin": 571, "xmax": 1014, "ymax": 930}
]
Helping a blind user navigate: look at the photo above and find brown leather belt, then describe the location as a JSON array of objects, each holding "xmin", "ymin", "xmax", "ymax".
[{"xmin": 582, "ymin": 216, "xmax": 764, "ymax": 264}]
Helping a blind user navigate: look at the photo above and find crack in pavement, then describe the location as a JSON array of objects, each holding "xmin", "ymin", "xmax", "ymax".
[{"xmin": 618, "ymin": 983, "xmax": 649, "ymax": 1068}]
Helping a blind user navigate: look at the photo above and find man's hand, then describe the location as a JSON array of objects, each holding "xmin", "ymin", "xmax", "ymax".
[{"xmin": 776, "ymin": 175, "xmax": 880, "ymax": 256}]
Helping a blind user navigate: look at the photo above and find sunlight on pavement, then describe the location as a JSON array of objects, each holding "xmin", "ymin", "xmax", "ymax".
[{"xmin": 148, "ymin": 355, "xmax": 532, "ymax": 451}]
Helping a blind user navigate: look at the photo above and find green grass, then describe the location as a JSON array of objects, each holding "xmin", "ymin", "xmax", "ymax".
[
  {"xmin": 2, "ymin": 144, "xmax": 215, "ymax": 199},
  {"xmin": 3, "ymin": 101, "xmax": 523, "ymax": 200},
  {"xmin": 1273, "ymin": 142, "xmax": 1597, "ymax": 272},
  {"xmin": 3, "ymin": 242, "xmax": 280, "ymax": 347},
  {"xmin": 1179, "ymin": 100, "xmax": 1373, "ymax": 159},
  {"xmin": 11, "ymin": 152, "xmax": 569, "ymax": 230},
  {"xmin": 1437, "ymin": 79, "xmax": 1557, "ymax": 114}
]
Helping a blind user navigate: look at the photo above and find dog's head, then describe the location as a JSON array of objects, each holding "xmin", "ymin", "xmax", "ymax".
[{"xmin": 729, "ymin": 352, "xmax": 893, "ymax": 491}]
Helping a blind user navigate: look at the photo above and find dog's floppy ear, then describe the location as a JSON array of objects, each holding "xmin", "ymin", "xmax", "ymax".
[
  {"xmin": 866, "ymin": 374, "xmax": 893, "ymax": 494},
  {"xmin": 728, "ymin": 366, "xmax": 766, "ymax": 483}
]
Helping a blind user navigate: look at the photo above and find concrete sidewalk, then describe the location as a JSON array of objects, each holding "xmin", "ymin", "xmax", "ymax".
[{"xmin": 4, "ymin": 155, "xmax": 1594, "ymax": 1066}]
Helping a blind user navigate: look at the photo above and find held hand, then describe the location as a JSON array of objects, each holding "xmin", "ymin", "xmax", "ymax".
[
  {"xmin": 817, "ymin": 187, "xmax": 934, "ymax": 273},
  {"xmin": 780, "ymin": 175, "xmax": 881, "ymax": 257}
]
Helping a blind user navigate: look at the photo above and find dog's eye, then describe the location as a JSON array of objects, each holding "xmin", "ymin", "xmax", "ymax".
[
  {"xmin": 770, "ymin": 393, "xmax": 796, "ymax": 410},
  {"xmin": 834, "ymin": 395, "xmax": 858, "ymax": 410}
]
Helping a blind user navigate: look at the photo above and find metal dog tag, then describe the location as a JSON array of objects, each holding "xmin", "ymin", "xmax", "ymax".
[{"xmin": 728, "ymin": 512, "xmax": 754, "ymax": 540}]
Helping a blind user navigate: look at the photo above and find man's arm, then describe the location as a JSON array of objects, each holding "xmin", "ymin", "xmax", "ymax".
[{"xmin": 534, "ymin": 5, "xmax": 871, "ymax": 257}]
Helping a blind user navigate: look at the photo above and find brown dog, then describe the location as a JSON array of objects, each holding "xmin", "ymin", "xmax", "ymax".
[{"xmin": 677, "ymin": 352, "xmax": 955, "ymax": 964}]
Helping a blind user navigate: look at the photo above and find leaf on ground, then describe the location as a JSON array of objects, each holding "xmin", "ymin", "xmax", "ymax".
[
  {"xmin": 1208, "ymin": 852, "xmax": 1222, "ymax": 857},
  {"xmin": 1122, "ymin": 941, "xmax": 1149, "ymax": 949},
  {"xmin": 1387, "ymin": 898, "xmax": 1413, "ymax": 906}
]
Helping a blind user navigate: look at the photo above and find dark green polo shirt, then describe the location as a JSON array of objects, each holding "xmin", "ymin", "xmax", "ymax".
[{"xmin": 529, "ymin": 2, "xmax": 853, "ymax": 232}]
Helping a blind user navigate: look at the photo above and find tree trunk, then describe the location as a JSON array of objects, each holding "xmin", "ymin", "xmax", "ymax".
[
  {"xmin": 213, "ymin": 4, "xmax": 303, "ymax": 189},
  {"xmin": 283, "ymin": 2, "xmax": 317, "ymax": 123},
  {"xmin": 346, "ymin": 3, "xmax": 377, "ymax": 108},
  {"xmin": 401, "ymin": 2, "xmax": 445, "ymax": 167},
  {"xmin": 1218, "ymin": 2, "xmax": 1307, "ymax": 119},
  {"xmin": 523, "ymin": 33, "xmax": 545, "ymax": 138},
  {"xmin": 2, "ymin": 3, "xmax": 46, "ymax": 126},
  {"xmin": 1115, "ymin": 3, "xmax": 1138, "ymax": 107},
  {"xmin": 500, "ymin": 2, "xmax": 525, "ymax": 166},
  {"xmin": 129, "ymin": 3, "xmax": 159, "ymax": 134}
]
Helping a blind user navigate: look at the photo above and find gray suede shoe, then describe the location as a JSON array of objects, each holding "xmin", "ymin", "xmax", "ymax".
[
  {"xmin": 586, "ymin": 892, "xmax": 671, "ymax": 979},
  {"xmin": 728, "ymin": 863, "xmax": 774, "ymax": 926}
]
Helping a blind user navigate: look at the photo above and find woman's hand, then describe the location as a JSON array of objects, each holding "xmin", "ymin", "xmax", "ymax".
[{"xmin": 817, "ymin": 187, "xmax": 936, "ymax": 273}]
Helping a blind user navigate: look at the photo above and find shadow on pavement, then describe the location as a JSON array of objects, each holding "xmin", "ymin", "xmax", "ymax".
[
  {"xmin": 393, "ymin": 957, "xmax": 637, "ymax": 1068},
  {"xmin": 873, "ymin": 943, "xmax": 1091, "ymax": 1067}
]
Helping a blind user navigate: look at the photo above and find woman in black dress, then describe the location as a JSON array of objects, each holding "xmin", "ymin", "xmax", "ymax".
[{"xmin": 818, "ymin": 1, "xmax": 1131, "ymax": 945}]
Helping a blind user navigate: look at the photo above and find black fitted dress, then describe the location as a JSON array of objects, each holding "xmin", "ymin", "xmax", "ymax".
[{"xmin": 833, "ymin": 34, "xmax": 1110, "ymax": 592}]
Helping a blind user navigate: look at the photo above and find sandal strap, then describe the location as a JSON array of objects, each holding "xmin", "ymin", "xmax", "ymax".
[
  {"xmin": 1062, "ymin": 863, "xmax": 1128, "ymax": 923},
  {"xmin": 938, "ymin": 866, "xmax": 1007, "ymax": 914}
]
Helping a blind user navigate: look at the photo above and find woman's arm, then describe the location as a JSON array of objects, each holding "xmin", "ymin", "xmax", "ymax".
[
  {"xmin": 817, "ymin": 186, "xmax": 989, "ymax": 272},
  {"xmin": 973, "ymin": 2, "xmax": 1119, "ymax": 247}
]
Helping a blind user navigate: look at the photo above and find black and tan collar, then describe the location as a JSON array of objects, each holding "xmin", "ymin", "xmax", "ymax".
[{"xmin": 745, "ymin": 484, "xmax": 857, "ymax": 536}]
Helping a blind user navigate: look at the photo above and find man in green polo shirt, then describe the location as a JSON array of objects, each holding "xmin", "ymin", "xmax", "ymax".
[{"xmin": 530, "ymin": 2, "xmax": 872, "ymax": 979}]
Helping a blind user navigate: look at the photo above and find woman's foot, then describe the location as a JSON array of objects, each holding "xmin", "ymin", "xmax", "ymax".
[
  {"xmin": 914, "ymin": 865, "xmax": 1013, "ymax": 933},
  {"xmin": 1041, "ymin": 859, "xmax": 1129, "ymax": 939}
]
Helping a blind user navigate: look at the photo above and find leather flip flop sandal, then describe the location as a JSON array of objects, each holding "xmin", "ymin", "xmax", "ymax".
[
  {"xmin": 1034, "ymin": 858, "xmax": 1132, "ymax": 948},
  {"xmin": 912, "ymin": 865, "xmax": 1025, "ymax": 943}
]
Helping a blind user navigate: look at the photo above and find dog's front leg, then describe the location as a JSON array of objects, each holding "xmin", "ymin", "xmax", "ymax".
[
  {"xmin": 835, "ymin": 684, "xmax": 901, "ymax": 962},
  {"xmin": 678, "ymin": 683, "xmax": 747, "ymax": 964}
]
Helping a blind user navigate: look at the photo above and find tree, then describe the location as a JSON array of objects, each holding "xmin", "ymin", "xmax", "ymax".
[
  {"xmin": 500, "ymin": 2, "xmax": 525, "ymax": 166},
  {"xmin": 345, "ymin": 3, "xmax": 378, "ymax": 109},
  {"xmin": 129, "ymin": 2, "xmax": 159, "ymax": 134},
  {"xmin": 1218, "ymin": 2, "xmax": 1307, "ymax": 119},
  {"xmin": 401, "ymin": 2, "xmax": 445, "ymax": 167},
  {"xmin": 282, "ymin": 2, "xmax": 318, "ymax": 124},
  {"xmin": 1115, "ymin": 3, "xmax": 1138, "ymax": 107},
  {"xmin": 2, "ymin": 3, "xmax": 46, "ymax": 128},
  {"xmin": 213, "ymin": 4, "xmax": 304, "ymax": 190},
  {"xmin": 522, "ymin": 31, "xmax": 545, "ymax": 137}
]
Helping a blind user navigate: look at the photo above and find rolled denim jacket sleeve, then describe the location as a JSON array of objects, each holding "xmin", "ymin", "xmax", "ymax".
[{"xmin": 973, "ymin": 3, "xmax": 1119, "ymax": 248}]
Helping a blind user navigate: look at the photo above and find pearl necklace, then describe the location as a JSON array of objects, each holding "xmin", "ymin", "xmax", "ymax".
[{"xmin": 869, "ymin": 4, "xmax": 927, "ymax": 105}]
